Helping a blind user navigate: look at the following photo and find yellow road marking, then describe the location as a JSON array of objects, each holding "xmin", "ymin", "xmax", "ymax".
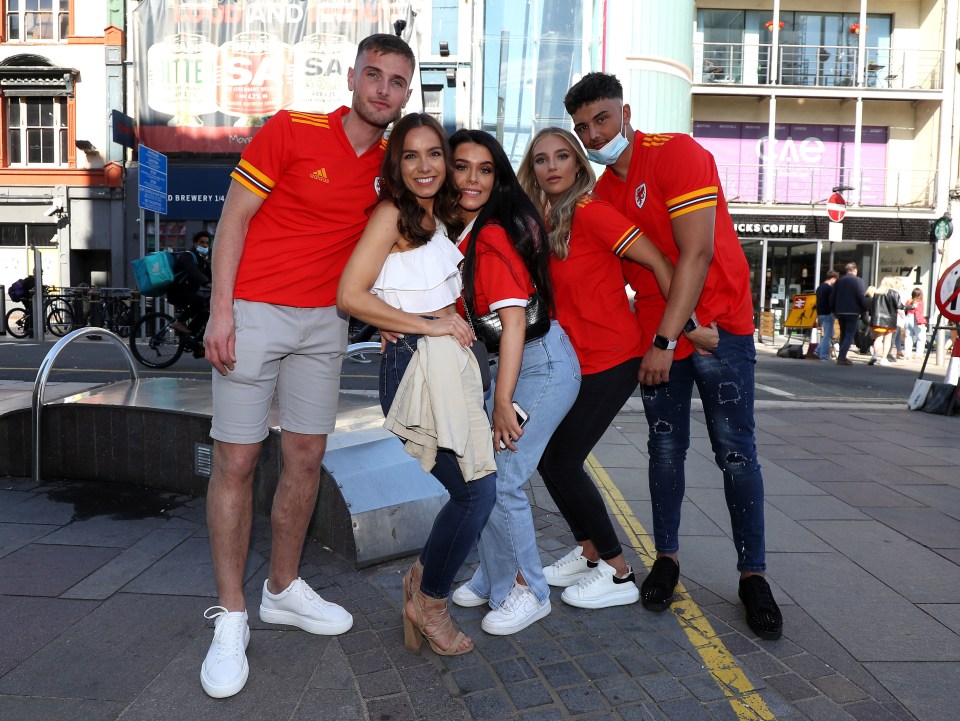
[{"xmin": 586, "ymin": 453, "xmax": 777, "ymax": 721}]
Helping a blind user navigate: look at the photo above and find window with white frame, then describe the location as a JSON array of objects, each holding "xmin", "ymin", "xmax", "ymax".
[
  {"xmin": 5, "ymin": 96, "xmax": 68, "ymax": 166},
  {"xmin": 5, "ymin": 0, "xmax": 70, "ymax": 42}
]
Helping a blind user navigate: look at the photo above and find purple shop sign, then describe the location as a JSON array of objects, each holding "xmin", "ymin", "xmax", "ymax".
[{"xmin": 694, "ymin": 121, "xmax": 888, "ymax": 205}]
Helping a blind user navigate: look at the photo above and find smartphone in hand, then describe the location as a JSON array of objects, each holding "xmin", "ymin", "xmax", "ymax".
[{"xmin": 498, "ymin": 401, "xmax": 529, "ymax": 450}]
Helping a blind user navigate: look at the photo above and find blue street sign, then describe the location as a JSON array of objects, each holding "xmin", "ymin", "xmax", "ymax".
[{"xmin": 138, "ymin": 144, "xmax": 167, "ymax": 214}]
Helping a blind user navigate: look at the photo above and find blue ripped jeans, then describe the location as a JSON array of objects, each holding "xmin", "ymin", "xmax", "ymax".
[
  {"xmin": 380, "ymin": 334, "xmax": 496, "ymax": 599},
  {"xmin": 640, "ymin": 329, "xmax": 766, "ymax": 573}
]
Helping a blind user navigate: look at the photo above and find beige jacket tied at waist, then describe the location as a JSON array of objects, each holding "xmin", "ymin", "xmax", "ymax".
[{"xmin": 383, "ymin": 335, "xmax": 497, "ymax": 482}]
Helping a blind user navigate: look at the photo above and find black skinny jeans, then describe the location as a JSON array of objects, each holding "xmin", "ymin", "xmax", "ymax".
[{"xmin": 537, "ymin": 356, "xmax": 641, "ymax": 560}]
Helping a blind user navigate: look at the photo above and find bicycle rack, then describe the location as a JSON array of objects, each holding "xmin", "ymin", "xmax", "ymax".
[{"xmin": 32, "ymin": 327, "xmax": 140, "ymax": 483}]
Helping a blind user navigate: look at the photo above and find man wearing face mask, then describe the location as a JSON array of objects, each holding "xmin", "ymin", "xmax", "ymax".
[
  {"xmin": 169, "ymin": 230, "xmax": 213, "ymax": 335},
  {"xmin": 564, "ymin": 73, "xmax": 783, "ymax": 642}
]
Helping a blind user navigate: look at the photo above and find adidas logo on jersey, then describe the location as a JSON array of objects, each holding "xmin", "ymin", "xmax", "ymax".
[{"xmin": 310, "ymin": 168, "xmax": 330, "ymax": 183}]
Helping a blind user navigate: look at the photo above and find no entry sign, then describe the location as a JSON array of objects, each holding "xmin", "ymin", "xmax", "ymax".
[
  {"xmin": 935, "ymin": 259, "xmax": 960, "ymax": 322},
  {"xmin": 826, "ymin": 192, "xmax": 846, "ymax": 222}
]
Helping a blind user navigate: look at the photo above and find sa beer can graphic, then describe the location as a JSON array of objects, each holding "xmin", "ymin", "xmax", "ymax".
[{"xmin": 216, "ymin": 31, "xmax": 294, "ymax": 118}]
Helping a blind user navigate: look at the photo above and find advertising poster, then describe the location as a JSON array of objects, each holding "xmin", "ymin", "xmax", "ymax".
[
  {"xmin": 134, "ymin": 0, "xmax": 415, "ymax": 153},
  {"xmin": 693, "ymin": 121, "xmax": 888, "ymax": 206}
]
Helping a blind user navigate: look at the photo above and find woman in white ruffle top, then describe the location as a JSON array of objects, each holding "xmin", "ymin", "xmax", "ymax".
[{"xmin": 337, "ymin": 113, "xmax": 496, "ymax": 657}]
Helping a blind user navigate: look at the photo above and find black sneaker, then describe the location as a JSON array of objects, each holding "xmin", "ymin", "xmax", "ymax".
[
  {"xmin": 738, "ymin": 575, "xmax": 783, "ymax": 640},
  {"xmin": 640, "ymin": 557, "xmax": 680, "ymax": 612}
]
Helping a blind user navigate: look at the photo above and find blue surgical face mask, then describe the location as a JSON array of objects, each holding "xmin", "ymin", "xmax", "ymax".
[
  {"xmin": 585, "ymin": 107, "xmax": 628, "ymax": 166},
  {"xmin": 196, "ymin": 245, "xmax": 209, "ymax": 256}
]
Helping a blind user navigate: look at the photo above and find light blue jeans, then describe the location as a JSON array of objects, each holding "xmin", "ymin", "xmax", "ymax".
[
  {"xmin": 905, "ymin": 315, "xmax": 927, "ymax": 356},
  {"xmin": 464, "ymin": 322, "xmax": 581, "ymax": 608},
  {"xmin": 816, "ymin": 313, "xmax": 834, "ymax": 359}
]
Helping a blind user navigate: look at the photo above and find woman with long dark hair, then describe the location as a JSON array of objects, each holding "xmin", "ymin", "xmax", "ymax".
[
  {"xmin": 447, "ymin": 129, "xmax": 581, "ymax": 635},
  {"xmin": 338, "ymin": 114, "xmax": 496, "ymax": 655},
  {"xmin": 517, "ymin": 127, "xmax": 675, "ymax": 609}
]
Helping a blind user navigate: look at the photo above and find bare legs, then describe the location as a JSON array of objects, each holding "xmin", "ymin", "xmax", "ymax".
[{"xmin": 207, "ymin": 431, "xmax": 327, "ymax": 611}]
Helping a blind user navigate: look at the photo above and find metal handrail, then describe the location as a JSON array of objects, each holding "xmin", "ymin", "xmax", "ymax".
[
  {"xmin": 695, "ymin": 41, "xmax": 943, "ymax": 90},
  {"xmin": 32, "ymin": 327, "xmax": 140, "ymax": 482},
  {"xmin": 345, "ymin": 341, "xmax": 383, "ymax": 360}
]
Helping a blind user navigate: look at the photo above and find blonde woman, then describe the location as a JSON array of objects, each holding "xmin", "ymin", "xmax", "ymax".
[
  {"xmin": 867, "ymin": 276, "xmax": 902, "ymax": 366},
  {"xmin": 515, "ymin": 127, "xmax": 673, "ymax": 609}
]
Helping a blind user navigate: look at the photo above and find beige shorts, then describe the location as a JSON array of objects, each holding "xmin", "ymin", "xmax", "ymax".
[{"xmin": 211, "ymin": 300, "xmax": 347, "ymax": 444}]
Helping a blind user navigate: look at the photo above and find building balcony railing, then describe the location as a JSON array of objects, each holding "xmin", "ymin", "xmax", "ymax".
[
  {"xmin": 695, "ymin": 42, "xmax": 943, "ymax": 91},
  {"xmin": 717, "ymin": 164, "xmax": 937, "ymax": 209}
]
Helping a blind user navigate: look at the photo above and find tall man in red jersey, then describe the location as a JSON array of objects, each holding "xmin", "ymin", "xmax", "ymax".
[
  {"xmin": 199, "ymin": 35, "xmax": 415, "ymax": 698},
  {"xmin": 565, "ymin": 73, "xmax": 783, "ymax": 641}
]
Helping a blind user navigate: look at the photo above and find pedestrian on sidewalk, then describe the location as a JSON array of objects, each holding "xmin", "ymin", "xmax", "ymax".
[
  {"xmin": 904, "ymin": 287, "xmax": 927, "ymax": 360},
  {"xmin": 517, "ymin": 127, "xmax": 680, "ymax": 611},
  {"xmin": 200, "ymin": 35, "xmax": 416, "ymax": 699},
  {"xmin": 831, "ymin": 262, "xmax": 868, "ymax": 366},
  {"xmin": 338, "ymin": 113, "xmax": 496, "ymax": 657},
  {"xmin": 564, "ymin": 72, "xmax": 783, "ymax": 640},
  {"xmin": 866, "ymin": 277, "xmax": 902, "ymax": 366},
  {"xmin": 815, "ymin": 270, "xmax": 839, "ymax": 360},
  {"xmin": 446, "ymin": 129, "xmax": 580, "ymax": 635}
]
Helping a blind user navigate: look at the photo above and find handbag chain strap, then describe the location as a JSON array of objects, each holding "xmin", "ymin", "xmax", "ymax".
[{"xmin": 458, "ymin": 267, "xmax": 478, "ymax": 335}]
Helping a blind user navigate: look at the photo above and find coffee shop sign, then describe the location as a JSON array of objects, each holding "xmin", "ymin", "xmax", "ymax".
[{"xmin": 735, "ymin": 223, "xmax": 807, "ymax": 236}]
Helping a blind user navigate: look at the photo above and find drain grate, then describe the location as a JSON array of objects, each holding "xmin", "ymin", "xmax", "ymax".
[{"xmin": 194, "ymin": 442, "xmax": 213, "ymax": 477}]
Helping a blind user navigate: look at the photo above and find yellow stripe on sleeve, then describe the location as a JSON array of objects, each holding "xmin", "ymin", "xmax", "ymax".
[
  {"xmin": 230, "ymin": 170, "xmax": 269, "ymax": 199},
  {"xmin": 236, "ymin": 159, "xmax": 275, "ymax": 189},
  {"xmin": 669, "ymin": 200, "xmax": 717, "ymax": 219},
  {"xmin": 667, "ymin": 186, "xmax": 718, "ymax": 208}
]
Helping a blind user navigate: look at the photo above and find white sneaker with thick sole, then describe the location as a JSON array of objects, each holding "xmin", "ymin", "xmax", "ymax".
[
  {"xmin": 481, "ymin": 583, "xmax": 551, "ymax": 635},
  {"xmin": 200, "ymin": 606, "xmax": 250, "ymax": 699},
  {"xmin": 543, "ymin": 546, "xmax": 596, "ymax": 587},
  {"xmin": 452, "ymin": 583, "xmax": 489, "ymax": 608},
  {"xmin": 259, "ymin": 578, "xmax": 354, "ymax": 635},
  {"xmin": 561, "ymin": 560, "xmax": 640, "ymax": 609}
]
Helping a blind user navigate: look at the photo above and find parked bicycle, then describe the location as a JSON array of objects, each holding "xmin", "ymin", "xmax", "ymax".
[
  {"xmin": 4, "ymin": 288, "xmax": 76, "ymax": 338},
  {"xmin": 129, "ymin": 310, "xmax": 206, "ymax": 368},
  {"xmin": 90, "ymin": 288, "xmax": 135, "ymax": 337}
]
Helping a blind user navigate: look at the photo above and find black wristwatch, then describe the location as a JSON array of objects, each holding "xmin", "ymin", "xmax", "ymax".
[
  {"xmin": 652, "ymin": 334, "xmax": 677, "ymax": 350},
  {"xmin": 683, "ymin": 314, "xmax": 700, "ymax": 334}
]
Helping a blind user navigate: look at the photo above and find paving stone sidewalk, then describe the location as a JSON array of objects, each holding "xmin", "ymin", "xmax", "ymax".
[{"xmin": 1, "ymin": 401, "xmax": 958, "ymax": 721}]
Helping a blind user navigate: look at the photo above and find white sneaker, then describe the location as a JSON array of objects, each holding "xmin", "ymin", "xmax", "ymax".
[
  {"xmin": 452, "ymin": 583, "xmax": 489, "ymax": 608},
  {"xmin": 200, "ymin": 607, "xmax": 250, "ymax": 699},
  {"xmin": 561, "ymin": 560, "xmax": 640, "ymax": 609},
  {"xmin": 543, "ymin": 546, "xmax": 596, "ymax": 587},
  {"xmin": 481, "ymin": 583, "xmax": 551, "ymax": 635},
  {"xmin": 259, "ymin": 578, "xmax": 353, "ymax": 635}
]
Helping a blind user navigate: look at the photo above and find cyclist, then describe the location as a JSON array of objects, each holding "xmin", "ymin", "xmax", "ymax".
[{"xmin": 168, "ymin": 231, "xmax": 212, "ymax": 335}]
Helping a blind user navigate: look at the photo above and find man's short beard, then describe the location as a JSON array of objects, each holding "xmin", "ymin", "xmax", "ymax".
[{"xmin": 353, "ymin": 98, "xmax": 401, "ymax": 130}]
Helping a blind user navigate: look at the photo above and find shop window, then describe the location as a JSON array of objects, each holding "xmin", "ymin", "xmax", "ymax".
[
  {"xmin": 5, "ymin": 96, "xmax": 68, "ymax": 166},
  {"xmin": 0, "ymin": 222, "xmax": 57, "ymax": 246},
  {"xmin": 5, "ymin": 0, "xmax": 70, "ymax": 42},
  {"xmin": 145, "ymin": 220, "xmax": 186, "ymax": 253}
]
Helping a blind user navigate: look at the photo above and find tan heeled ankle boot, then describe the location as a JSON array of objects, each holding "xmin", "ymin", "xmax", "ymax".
[{"xmin": 403, "ymin": 591, "xmax": 472, "ymax": 656}]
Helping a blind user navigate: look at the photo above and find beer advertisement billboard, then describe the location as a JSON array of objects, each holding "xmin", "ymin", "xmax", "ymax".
[{"xmin": 134, "ymin": 1, "xmax": 414, "ymax": 153}]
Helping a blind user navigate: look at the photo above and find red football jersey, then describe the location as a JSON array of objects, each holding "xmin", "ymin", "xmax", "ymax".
[
  {"xmin": 595, "ymin": 131, "xmax": 755, "ymax": 355},
  {"xmin": 230, "ymin": 107, "xmax": 386, "ymax": 307},
  {"xmin": 457, "ymin": 224, "xmax": 535, "ymax": 316},
  {"xmin": 549, "ymin": 197, "xmax": 645, "ymax": 375}
]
